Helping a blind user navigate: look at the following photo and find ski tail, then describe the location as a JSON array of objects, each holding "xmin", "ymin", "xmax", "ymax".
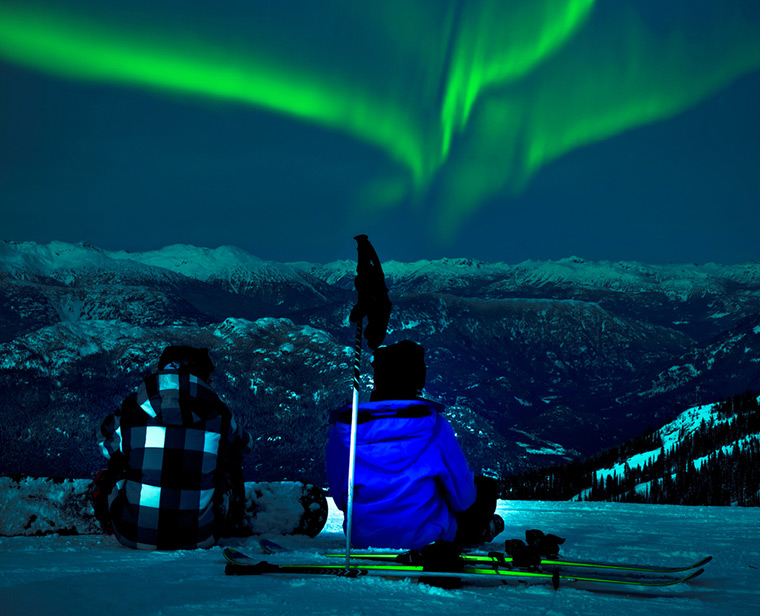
[
  {"xmin": 258, "ymin": 539, "xmax": 288, "ymax": 554},
  {"xmin": 223, "ymin": 547, "xmax": 257, "ymax": 566}
]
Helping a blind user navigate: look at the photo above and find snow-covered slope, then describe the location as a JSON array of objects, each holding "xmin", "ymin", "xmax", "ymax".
[
  {"xmin": 577, "ymin": 395, "xmax": 760, "ymax": 504},
  {"xmin": 593, "ymin": 403, "xmax": 723, "ymax": 486},
  {"xmin": 597, "ymin": 397, "xmax": 760, "ymax": 479},
  {"xmin": 637, "ymin": 315, "xmax": 760, "ymax": 399},
  {"xmin": 0, "ymin": 320, "xmax": 150, "ymax": 372},
  {"xmin": 0, "ymin": 498, "xmax": 756, "ymax": 615}
]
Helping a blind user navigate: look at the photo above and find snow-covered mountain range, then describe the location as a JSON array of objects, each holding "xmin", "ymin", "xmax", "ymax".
[{"xmin": 2, "ymin": 240, "xmax": 760, "ymax": 484}]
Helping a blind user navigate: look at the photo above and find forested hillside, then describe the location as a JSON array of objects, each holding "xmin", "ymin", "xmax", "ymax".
[{"xmin": 503, "ymin": 391, "xmax": 760, "ymax": 506}]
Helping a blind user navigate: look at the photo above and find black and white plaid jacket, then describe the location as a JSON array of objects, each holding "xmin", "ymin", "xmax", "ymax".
[{"xmin": 98, "ymin": 369, "xmax": 252, "ymax": 550}]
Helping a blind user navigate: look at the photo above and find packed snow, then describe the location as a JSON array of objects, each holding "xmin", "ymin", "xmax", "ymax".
[{"xmin": 1, "ymin": 498, "xmax": 757, "ymax": 615}]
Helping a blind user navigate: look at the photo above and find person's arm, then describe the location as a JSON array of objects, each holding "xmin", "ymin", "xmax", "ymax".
[
  {"xmin": 230, "ymin": 417, "xmax": 253, "ymax": 455},
  {"xmin": 226, "ymin": 408, "xmax": 253, "ymax": 456},
  {"xmin": 97, "ymin": 407, "xmax": 123, "ymax": 460},
  {"xmin": 325, "ymin": 424, "xmax": 349, "ymax": 511},
  {"xmin": 97, "ymin": 397, "xmax": 131, "ymax": 472},
  {"xmin": 435, "ymin": 417, "xmax": 477, "ymax": 512}
]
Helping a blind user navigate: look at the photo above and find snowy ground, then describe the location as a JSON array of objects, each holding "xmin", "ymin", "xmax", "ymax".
[{"xmin": 1, "ymin": 499, "xmax": 758, "ymax": 616}]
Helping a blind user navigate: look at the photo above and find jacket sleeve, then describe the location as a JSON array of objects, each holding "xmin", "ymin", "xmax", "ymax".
[
  {"xmin": 97, "ymin": 408, "xmax": 123, "ymax": 461},
  {"xmin": 435, "ymin": 416, "xmax": 477, "ymax": 512},
  {"xmin": 226, "ymin": 411, "xmax": 253, "ymax": 456},
  {"xmin": 325, "ymin": 423, "xmax": 349, "ymax": 511}
]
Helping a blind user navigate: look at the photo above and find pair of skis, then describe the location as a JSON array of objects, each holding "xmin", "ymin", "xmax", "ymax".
[
  {"xmin": 223, "ymin": 541, "xmax": 710, "ymax": 590},
  {"xmin": 328, "ymin": 550, "xmax": 713, "ymax": 576}
]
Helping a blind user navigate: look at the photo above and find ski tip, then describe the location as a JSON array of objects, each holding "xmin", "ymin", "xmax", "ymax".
[
  {"xmin": 259, "ymin": 539, "xmax": 288, "ymax": 554},
  {"xmin": 687, "ymin": 567, "xmax": 705, "ymax": 581}
]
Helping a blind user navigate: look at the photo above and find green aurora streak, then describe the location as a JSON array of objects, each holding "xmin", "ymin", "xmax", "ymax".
[{"xmin": 1, "ymin": 1, "xmax": 758, "ymax": 237}]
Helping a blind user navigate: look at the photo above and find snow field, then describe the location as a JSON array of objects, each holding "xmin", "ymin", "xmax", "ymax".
[{"xmin": 1, "ymin": 498, "xmax": 758, "ymax": 616}]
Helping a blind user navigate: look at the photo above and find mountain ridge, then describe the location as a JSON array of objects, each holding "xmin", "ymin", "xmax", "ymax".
[{"xmin": 2, "ymin": 240, "xmax": 759, "ymax": 484}]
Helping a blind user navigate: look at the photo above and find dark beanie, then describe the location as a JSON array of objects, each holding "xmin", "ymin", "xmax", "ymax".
[
  {"xmin": 158, "ymin": 346, "xmax": 215, "ymax": 381},
  {"xmin": 370, "ymin": 340, "xmax": 427, "ymax": 401}
]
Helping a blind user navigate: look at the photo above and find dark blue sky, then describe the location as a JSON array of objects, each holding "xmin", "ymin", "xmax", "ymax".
[{"xmin": 1, "ymin": 1, "xmax": 758, "ymax": 264}]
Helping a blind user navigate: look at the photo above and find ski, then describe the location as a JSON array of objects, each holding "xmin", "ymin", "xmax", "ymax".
[
  {"xmin": 256, "ymin": 539, "xmax": 712, "ymax": 575},
  {"xmin": 222, "ymin": 547, "xmax": 705, "ymax": 589},
  {"xmin": 326, "ymin": 550, "xmax": 713, "ymax": 575}
]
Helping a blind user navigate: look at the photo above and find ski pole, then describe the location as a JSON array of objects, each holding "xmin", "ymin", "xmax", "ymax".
[{"xmin": 345, "ymin": 319, "xmax": 363, "ymax": 570}]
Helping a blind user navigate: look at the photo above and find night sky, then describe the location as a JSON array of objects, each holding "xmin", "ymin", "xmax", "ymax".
[{"xmin": 1, "ymin": 0, "xmax": 759, "ymax": 264}]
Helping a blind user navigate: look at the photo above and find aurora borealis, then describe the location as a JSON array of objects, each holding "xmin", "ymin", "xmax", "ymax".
[{"xmin": 1, "ymin": 0, "xmax": 758, "ymax": 263}]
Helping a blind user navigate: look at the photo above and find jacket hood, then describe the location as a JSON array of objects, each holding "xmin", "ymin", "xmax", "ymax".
[
  {"xmin": 135, "ymin": 369, "xmax": 220, "ymax": 427},
  {"xmin": 331, "ymin": 400, "xmax": 445, "ymax": 474}
]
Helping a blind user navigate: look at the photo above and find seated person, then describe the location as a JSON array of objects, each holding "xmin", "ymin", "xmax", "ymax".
[
  {"xmin": 93, "ymin": 345, "xmax": 252, "ymax": 550},
  {"xmin": 326, "ymin": 340, "xmax": 503, "ymax": 550}
]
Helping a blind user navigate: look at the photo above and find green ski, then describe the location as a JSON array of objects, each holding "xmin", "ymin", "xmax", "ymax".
[
  {"xmin": 223, "ymin": 547, "xmax": 705, "ymax": 590},
  {"xmin": 326, "ymin": 550, "xmax": 713, "ymax": 575}
]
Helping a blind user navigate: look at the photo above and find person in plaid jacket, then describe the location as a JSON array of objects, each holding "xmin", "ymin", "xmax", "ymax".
[{"xmin": 94, "ymin": 346, "xmax": 252, "ymax": 550}]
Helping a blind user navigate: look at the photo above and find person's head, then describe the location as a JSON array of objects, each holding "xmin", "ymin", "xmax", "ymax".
[
  {"xmin": 370, "ymin": 340, "xmax": 427, "ymax": 401},
  {"xmin": 158, "ymin": 346, "xmax": 215, "ymax": 382}
]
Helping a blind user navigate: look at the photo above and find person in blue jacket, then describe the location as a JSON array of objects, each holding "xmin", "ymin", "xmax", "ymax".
[{"xmin": 326, "ymin": 340, "xmax": 503, "ymax": 550}]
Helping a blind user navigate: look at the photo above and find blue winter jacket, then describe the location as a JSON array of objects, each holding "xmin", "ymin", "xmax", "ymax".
[{"xmin": 326, "ymin": 400, "xmax": 477, "ymax": 550}]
